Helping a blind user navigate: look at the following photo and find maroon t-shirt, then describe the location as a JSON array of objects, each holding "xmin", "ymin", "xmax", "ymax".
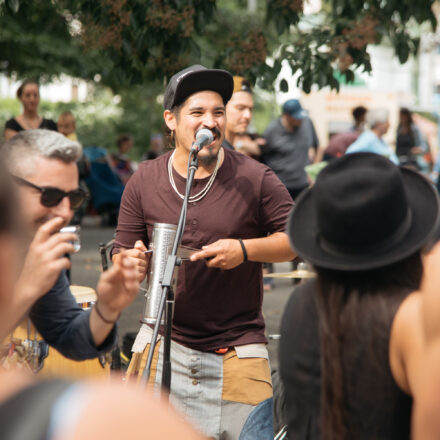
[
  {"xmin": 324, "ymin": 131, "xmax": 360, "ymax": 158},
  {"xmin": 113, "ymin": 148, "xmax": 293, "ymax": 351}
]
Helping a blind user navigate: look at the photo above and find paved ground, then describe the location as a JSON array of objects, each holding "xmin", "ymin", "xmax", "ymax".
[{"xmin": 71, "ymin": 217, "xmax": 294, "ymax": 369}]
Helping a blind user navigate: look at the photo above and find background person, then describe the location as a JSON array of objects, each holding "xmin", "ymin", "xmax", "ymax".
[
  {"xmin": 57, "ymin": 110, "xmax": 90, "ymax": 225},
  {"xmin": 57, "ymin": 111, "xmax": 79, "ymax": 142},
  {"xmin": 143, "ymin": 133, "xmax": 165, "ymax": 161},
  {"xmin": 111, "ymin": 134, "xmax": 135, "ymax": 185},
  {"xmin": 4, "ymin": 80, "xmax": 57, "ymax": 141},
  {"xmin": 224, "ymin": 76, "xmax": 272, "ymax": 288},
  {"xmin": 351, "ymin": 105, "xmax": 367, "ymax": 131},
  {"xmin": 346, "ymin": 108, "xmax": 399, "ymax": 164},
  {"xmin": 279, "ymin": 153, "xmax": 439, "ymax": 439},
  {"xmin": 323, "ymin": 106, "xmax": 367, "ymax": 161},
  {"xmin": 224, "ymin": 76, "xmax": 263, "ymax": 157},
  {"xmin": 396, "ymin": 107, "xmax": 429, "ymax": 170},
  {"xmin": 262, "ymin": 98, "xmax": 319, "ymax": 200}
]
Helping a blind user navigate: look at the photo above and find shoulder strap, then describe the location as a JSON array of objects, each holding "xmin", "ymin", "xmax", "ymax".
[
  {"xmin": 5, "ymin": 118, "xmax": 24, "ymax": 131},
  {"xmin": 40, "ymin": 119, "xmax": 58, "ymax": 131},
  {"xmin": 0, "ymin": 379, "xmax": 72, "ymax": 440}
]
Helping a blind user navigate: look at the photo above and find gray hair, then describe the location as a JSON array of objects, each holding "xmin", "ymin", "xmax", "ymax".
[
  {"xmin": 1, "ymin": 129, "xmax": 82, "ymax": 176},
  {"xmin": 366, "ymin": 108, "xmax": 389, "ymax": 129}
]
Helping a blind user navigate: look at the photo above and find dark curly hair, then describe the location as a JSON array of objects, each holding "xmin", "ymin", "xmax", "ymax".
[{"xmin": 16, "ymin": 79, "xmax": 39, "ymax": 99}]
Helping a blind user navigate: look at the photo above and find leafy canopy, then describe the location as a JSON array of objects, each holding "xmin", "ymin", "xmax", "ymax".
[{"xmin": 0, "ymin": 0, "xmax": 436, "ymax": 93}]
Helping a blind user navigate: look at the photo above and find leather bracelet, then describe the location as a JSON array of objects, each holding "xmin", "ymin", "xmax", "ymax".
[
  {"xmin": 94, "ymin": 302, "xmax": 120, "ymax": 325},
  {"xmin": 238, "ymin": 238, "xmax": 248, "ymax": 263}
]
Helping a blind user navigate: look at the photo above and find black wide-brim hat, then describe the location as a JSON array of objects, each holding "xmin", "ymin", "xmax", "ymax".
[
  {"xmin": 164, "ymin": 64, "xmax": 233, "ymax": 110},
  {"xmin": 288, "ymin": 153, "xmax": 440, "ymax": 271}
]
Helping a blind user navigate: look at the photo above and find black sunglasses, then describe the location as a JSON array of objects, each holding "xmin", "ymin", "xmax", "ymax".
[{"xmin": 13, "ymin": 176, "xmax": 88, "ymax": 209}]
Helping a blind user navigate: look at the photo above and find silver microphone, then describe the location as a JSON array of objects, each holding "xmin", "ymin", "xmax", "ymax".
[
  {"xmin": 141, "ymin": 223, "xmax": 179, "ymax": 325},
  {"xmin": 191, "ymin": 128, "xmax": 214, "ymax": 153}
]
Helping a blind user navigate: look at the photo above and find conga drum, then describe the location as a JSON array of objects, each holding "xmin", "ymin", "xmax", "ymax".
[{"xmin": 7, "ymin": 285, "xmax": 110, "ymax": 379}]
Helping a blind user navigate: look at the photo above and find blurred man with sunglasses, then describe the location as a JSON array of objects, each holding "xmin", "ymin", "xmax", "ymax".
[{"xmin": 1, "ymin": 129, "xmax": 139, "ymax": 361}]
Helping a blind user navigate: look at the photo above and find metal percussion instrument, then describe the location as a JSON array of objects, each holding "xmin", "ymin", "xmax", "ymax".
[
  {"xmin": 265, "ymin": 262, "xmax": 315, "ymax": 279},
  {"xmin": 142, "ymin": 223, "xmax": 180, "ymax": 325},
  {"xmin": 263, "ymin": 270, "xmax": 315, "ymax": 279}
]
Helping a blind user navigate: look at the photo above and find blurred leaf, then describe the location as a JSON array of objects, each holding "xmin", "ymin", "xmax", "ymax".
[
  {"xmin": 0, "ymin": 0, "xmax": 437, "ymax": 94},
  {"xmin": 7, "ymin": 0, "xmax": 19, "ymax": 13},
  {"xmin": 343, "ymin": 69, "xmax": 355, "ymax": 83},
  {"xmin": 279, "ymin": 78, "xmax": 289, "ymax": 92}
]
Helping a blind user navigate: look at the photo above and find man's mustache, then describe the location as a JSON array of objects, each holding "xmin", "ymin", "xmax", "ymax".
[{"xmin": 195, "ymin": 127, "xmax": 221, "ymax": 139}]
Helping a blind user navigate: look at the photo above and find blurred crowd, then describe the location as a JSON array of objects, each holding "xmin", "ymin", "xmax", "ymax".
[
  {"xmin": 3, "ymin": 79, "xmax": 166, "ymax": 226},
  {"xmin": 4, "ymin": 78, "xmax": 438, "ymax": 227}
]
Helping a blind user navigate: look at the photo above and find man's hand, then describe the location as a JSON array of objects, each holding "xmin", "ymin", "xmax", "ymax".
[
  {"xmin": 113, "ymin": 240, "xmax": 149, "ymax": 282},
  {"xmin": 90, "ymin": 252, "xmax": 140, "ymax": 346},
  {"xmin": 190, "ymin": 233, "xmax": 294, "ymax": 268},
  {"xmin": 190, "ymin": 239, "xmax": 244, "ymax": 270},
  {"xmin": 16, "ymin": 217, "xmax": 76, "ymax": 302},
  {"xmin": 95, "ymin": 252, "xmax": 140, "ymax": 322}
]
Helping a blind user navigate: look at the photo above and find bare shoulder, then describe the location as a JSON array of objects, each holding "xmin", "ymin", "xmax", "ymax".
[
  {"xmin": 4, "ymin": 128, "xmax": 18, "ymax": 141},
  {"xmin": 389, "ymin": 291, "xmax": 424, "ymax": 395},
  {"xmin": 394, "ymin": 291, "xmax": 423, "ymax": 328},
  {"xmin": 412, "ymin": 340, "xmax": 440, "ymax": 439},
  {"xmin": 421, "ymin": 243, "xmax": 440, "ymax": 342},
  {"xmin": 58, "ymin": 379, "xmax": 205, "ymax": 440}
]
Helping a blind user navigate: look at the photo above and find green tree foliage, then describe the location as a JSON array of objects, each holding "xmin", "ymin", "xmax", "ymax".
[
  {"xmin": 0, "ymin": 0, "xmax": 437, "ymax": 93},
  {"xmin": 279, "ymin": 0, "xmax": 437, "ymax": 92},
  {"xmin": 0, "ymin": 0, "xmax": 99, "ymax": 81}
]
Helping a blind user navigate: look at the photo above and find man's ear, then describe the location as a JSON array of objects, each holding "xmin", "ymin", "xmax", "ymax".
[{"xmin": 164, "ymin": 110, "xmax": 177, "ymax": 132}]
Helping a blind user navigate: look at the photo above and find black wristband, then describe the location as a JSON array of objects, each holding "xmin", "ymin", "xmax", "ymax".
[
  {"xmin": 94, "ymin": 302, "xmax": 120, "ymax": 325},
  {"xmin": 238, "ymin": 238, "xmax": 248, "ymax": 262}
]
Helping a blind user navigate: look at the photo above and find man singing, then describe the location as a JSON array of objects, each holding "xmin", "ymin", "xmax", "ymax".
[{"xmin": 112, "ymin": 65, "xmax": 294, "ymax": 439}]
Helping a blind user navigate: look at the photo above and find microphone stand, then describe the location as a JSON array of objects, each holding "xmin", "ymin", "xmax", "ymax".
[{"xmin": 141, "ymin": 147, "xmax": 200, "ymax": 398}]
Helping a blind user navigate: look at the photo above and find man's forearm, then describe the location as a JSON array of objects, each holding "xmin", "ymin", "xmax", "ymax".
[
  {"xmin": 243, "ymin": 232, "xmax": 295, "ymax": 263},
  {"xmin": 89, "ymin": 305, "xmax": 118, "ymax": 347},
  {"xmin": 6, "ymin": 283, "xmax": 41, "ymax": 334}
]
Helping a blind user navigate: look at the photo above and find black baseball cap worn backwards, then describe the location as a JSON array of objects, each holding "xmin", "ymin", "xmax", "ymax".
[
  {"xmin": 288, "ymin": 153, "xmax": 440, "ymax": 271},
  {"xmin": 164, "ymin": 64, "xmax": 234, "ymax": 110}
]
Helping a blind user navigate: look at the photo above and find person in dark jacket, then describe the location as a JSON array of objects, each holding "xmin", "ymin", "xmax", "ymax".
[
  {"xmin": 0, "ymin": 159, "xmax": 204, "ymax": 440},
  {"xmin": 396, "ymin": 107, "xmax": 429, "ymax": 170},
  {"xmin": 279, "ymin": 152, "xmax": 439, "ymax": 439},
  {"xmin": 2, "ymin": 129, "xmax": 140, "ymax": 360}
]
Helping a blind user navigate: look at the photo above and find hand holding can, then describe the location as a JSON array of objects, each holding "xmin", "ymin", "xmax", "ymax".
[{"xmin": 60, "ymin": 225, "xmax": 81, "ymax": 252}]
